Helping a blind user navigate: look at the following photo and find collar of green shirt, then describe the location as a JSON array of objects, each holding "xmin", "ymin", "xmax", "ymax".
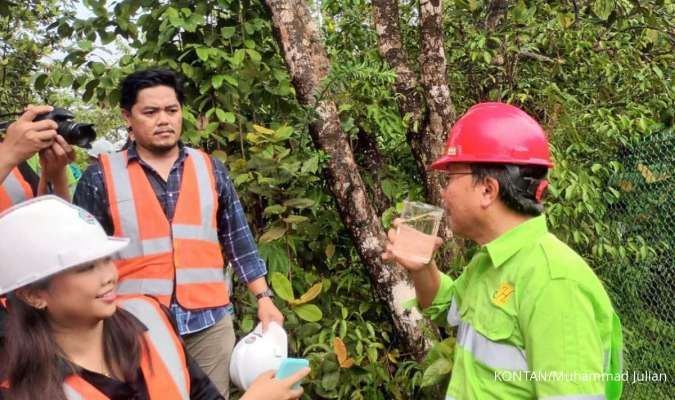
[{"xmin": 484, "ymin": 215, "xmax": 548, "ymax": 268}]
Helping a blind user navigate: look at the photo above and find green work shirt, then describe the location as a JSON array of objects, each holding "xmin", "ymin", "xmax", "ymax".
[{"xmin": 423, "ymin": 215, "xmax": 623, "ymax": 400}]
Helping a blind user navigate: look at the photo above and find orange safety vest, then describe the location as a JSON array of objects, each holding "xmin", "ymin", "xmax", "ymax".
[
  {"xmin": 99, "ymin": 148, "xmax": 229, "ymax": 309},
  {"xmin": 0, "ymin": 167, "xmax": 32, "ymax": 212},
  {"xmin": 62, "ymin": 296, "xmax": 190, "ymax": 399}
]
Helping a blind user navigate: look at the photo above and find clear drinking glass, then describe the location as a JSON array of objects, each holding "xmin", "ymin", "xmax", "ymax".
[{"xmin": 393, "ymin": 200, "xmax": 444, "ymax": 264}]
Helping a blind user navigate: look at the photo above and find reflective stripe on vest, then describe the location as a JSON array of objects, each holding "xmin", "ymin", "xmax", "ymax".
[
  {"xmin": 447, "ymin": 296, "xmax": 614, "ymax": 378},
  {"xmin": 446, "ymin": 295, "xmax": 460, "ymax": 327},
  {"xmin": 118, "ymin": 297, "xmax": 190, "ymax": 399},
  {"xmin": 100, "ymin": 148, "xmax": 228, "ymax": 309},
  {"xmin": 447, "ymin": 295, "xmax": 528, "ymax": 371},
  {"xmin": 456, "ymin": 318, "xmax": 529, "ymax": 371},
  {"xmin": 0, "ymin": 168, "xmax": 32, "ymax": 212},
  {"xmin": 63, "ymin": 297, "xmax": 190, "ymax": 400}
]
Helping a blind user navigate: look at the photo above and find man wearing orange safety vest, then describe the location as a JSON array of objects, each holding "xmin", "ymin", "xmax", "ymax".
[
  {"xmin": 383, "ymin": 103, "xmax": 623, "ymax": 399},
  {"xmin": 74, "ymin": 69, "xmax": 283, "ymax": 398}
]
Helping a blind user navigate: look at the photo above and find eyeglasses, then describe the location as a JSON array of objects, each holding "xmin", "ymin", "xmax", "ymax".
[{"xmin": 441, "ymin": 171, "xmax": 472, "ymax": 184}]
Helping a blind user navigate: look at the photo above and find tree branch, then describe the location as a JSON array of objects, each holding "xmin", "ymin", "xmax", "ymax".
[{"xmin": 264, "ymin": 0, "xmax": 431, "ymax": 360}]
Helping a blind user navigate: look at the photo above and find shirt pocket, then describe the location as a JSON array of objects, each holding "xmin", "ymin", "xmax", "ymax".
[
  {"xmin": 473, "ymin": 304, "xmax": 515, "ymax": 341},
  {"xmin": 461, "ymin": 303, "xmax": 528, "ymax": 372}
]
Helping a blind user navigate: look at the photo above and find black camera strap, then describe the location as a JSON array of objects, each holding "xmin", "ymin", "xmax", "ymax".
[{"xmin": 16, "ymin": 160, "xmax": 39, "ymax": 196}]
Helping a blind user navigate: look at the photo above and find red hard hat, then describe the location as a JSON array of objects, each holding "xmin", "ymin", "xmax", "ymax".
[{"xmin": 430, "ymin": 102, "xmax": 554, "ymax": 170}]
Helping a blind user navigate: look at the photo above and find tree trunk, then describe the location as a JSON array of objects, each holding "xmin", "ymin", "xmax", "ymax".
[
  {"xmin": 354, "ymin": 128, "xmax": 391, "ymax": 216},
  {"xmin": 419, "ymin": 0, "xmax": 455, "ymax": 205},
  {"xmin": 263, "ymin": 0, "xmax": 429, "ymax": 359},
  {"xmin": 485, "ymin": 0, "xmax": 508, "ymax": 31},
  {"xmin": 372, "ymin": 0, "xmax": 454, "ymax": 235}
]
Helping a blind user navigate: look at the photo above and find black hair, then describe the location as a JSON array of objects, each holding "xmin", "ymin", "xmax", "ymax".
[
  {"xmin": 119, "ymin": 69, "xmax": 185, "ymax": 111},
  {"xmin": 0, "ymin": 289, "xmax": 147, "ymax": 400},
  {"xmin": 470, "ymin": 164, "xmax": 549, "ymax": 216}
]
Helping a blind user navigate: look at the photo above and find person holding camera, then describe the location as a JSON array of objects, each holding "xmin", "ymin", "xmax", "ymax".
[
  {"xmin": 0, "ymin": 105, "xmax": 74, "ymax": 210},
  {"xmin": 74, "ymin": 69, "xmax": 284, "ymax": 398},
  {"xmin": 0, "ymin": 196, "xmax": 309, "ymax": 400}
]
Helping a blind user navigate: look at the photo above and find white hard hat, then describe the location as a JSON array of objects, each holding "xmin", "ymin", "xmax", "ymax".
[
  {"xmin": 0, "ymin": 196, "xmax": 129, "ymax": 295},
  {"xmin": 113, "ymin": 139, "xmax": 127, "ymax": 152},
  {"xmin": 229, "ymin": 321, "xmax": 288, "ymax": 390},
  {"xmin": 87, "ymin": 138, "xmax": 114, "ymax": 157}
]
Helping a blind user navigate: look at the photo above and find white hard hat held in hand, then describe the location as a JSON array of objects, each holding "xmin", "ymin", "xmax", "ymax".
[
  {"xmin": 0, "ymin": 195, "xmax": 130, "ymax": 295},
  {"xmin": 229, "ymin": 321, "xmax": 288, "ymax": 390}
]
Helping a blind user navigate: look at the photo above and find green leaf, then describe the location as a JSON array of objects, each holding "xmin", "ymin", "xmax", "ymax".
[
  {"xmin": 284, "ymin": 198, "xmax": 315, "ymax": 209},
  {"xmin": 34, "ymin": 73, "xmax": 48, "ymax": 90},
  {"xmin": 233, "ymin": 172, "xmax": 252, "ymax": 186},
  {"xmin": 253, "ymin": 124, "xmax": 275, "ymax": 134},
  {"xmin": 77, "ymin": 40, "xmax": 93, "ymax": 51},
  {"xmin": 232, "ymin": 49, "xmax": 246, "ymax": 66},
  {"xmin": 82, "ymin": 79, "xmax": 100, "ymax": 102},
  {"xmin": 421, "ymin": 358, "xmax": 452, "ymax": 387},
  {"xmin": 246, "ymin": 49, "xmax": 262, "ymax": 63},
  {"xmin": 215, "ymin": 109, "xmax": 236, "ymax": 124},
  {"xmin": 215, "ymin": 108, "xmax": 227, "ymax": 122},
  {"xmin": 196, "ymin": 47, "xmax": 211, "ymax": 61},
  {"xmin": 222, "ymin": 74, "xmax": 238, "ymax": 87},
  {"xmin": 289, "ymin": 282, "xmax": 323, "ymax": 305},
  {"xmin": 221, "ymin": 26, "xmax": 236, "ymax": 39},
  {"xmin": 211, "ymin": 150, "xmax": 227, "ymax": 162},
  {"xmin": 259, "ymin": 225, "xmax": 287, "ymax": 243},
  {"xmin": 283, "ymin": 215, "xmax": 309, "ymax": 224},
  {"xmin": 321, "ymin": 370, "xmax": 340, "ymax": 390},
  {"xmin": 325, "ymin": 243, "xmax": 335, "ymax": 258},
  {"xmin": 212, "ymin": 75, "xmax": 224, "ymax": 89},
  {"xmin": 294, "ymin": 304, "xmax": 323, "ymax": 322},
  {"xmin": 557, "ymin": 12, "xmax": 575, "ymax": 29},
  {"xmin": 263, "ymin": 204, "xmax": 287, "ymax": 215},
  {"xmin": 241, "ymin": 315, "xmax": 254, "ymax": 333},
  {"xmin": 274, "ymin": 126, "xmax": 294, "ymax": 141},
  {"xmin": 301, "ymin": 155, "xmax": 319, "ymax": 174},
  {"xmin": 270, "ymin": 272, "xmax": 294, "ymax": 302},
  {"xmin": 592, "ymin": 0, "xmax": 614, "ymax": 20},
  {"xmin": 223, "ymin": 111, "xmax": 236, "ymax": 123},
  {"xmin": 90, "ymin": 62, "xmax": 105, "ymax": 75}
]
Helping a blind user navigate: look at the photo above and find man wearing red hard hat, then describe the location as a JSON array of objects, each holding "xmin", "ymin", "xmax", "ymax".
[{"xmin": 383, "ymin": 103, "xmax": 623, "ymax": 399}]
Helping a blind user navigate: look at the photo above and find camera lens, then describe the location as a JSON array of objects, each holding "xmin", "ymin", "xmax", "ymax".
[{"xmin": 57, "ymin": 121, "xmax": 97, "ymax": 148}]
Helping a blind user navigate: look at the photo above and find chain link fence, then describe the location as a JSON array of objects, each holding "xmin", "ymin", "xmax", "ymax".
[{"xmin": 603, "ymin": 129, "xmax": 674, "ymax": 399}]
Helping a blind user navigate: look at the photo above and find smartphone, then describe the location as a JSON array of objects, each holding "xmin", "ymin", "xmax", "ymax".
[{"xmin": 275, "ymin": 357, "xmax": 309, "ymax": 389}]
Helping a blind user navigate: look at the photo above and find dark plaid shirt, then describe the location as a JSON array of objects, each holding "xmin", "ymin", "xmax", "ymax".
[{"xmin": 73, "ymin": 142, "xmax": 266, "ymax": 335}]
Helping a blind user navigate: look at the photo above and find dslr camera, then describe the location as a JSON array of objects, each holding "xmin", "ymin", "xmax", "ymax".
[
  {"xmin": 0, "ymin": 107, "xmax": 97, "ymax": 149},
  {"xmin": 32, "ymin": 108, "xmax": 97, "ymax": 149}
]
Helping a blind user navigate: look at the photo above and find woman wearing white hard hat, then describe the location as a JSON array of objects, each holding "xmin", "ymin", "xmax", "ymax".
[{"xmin": 0, "ymin": 196, "xmax": 308, "ymax": 400}]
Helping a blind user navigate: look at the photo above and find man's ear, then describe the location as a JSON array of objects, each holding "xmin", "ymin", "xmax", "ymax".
[
  {"xmin": 480, "ymin": 176, "xmax": 500, "ymax": 208},
  {"xmin": 121, "ymin": 108, "xmax": 131, "ymax": 124},
  {"xmin": 15, "ymin": 287, "xmax": 48, "ymax": 310}
]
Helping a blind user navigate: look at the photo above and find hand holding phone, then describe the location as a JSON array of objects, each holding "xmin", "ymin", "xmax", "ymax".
[{"xmin": 275, "ymin": 357, "xmax": 310, "ymax": 389}]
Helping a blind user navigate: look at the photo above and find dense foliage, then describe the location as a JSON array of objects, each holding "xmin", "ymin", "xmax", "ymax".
[{"xmin": 4, "ymin": 0, "xmax": 673, "ymax": 398}]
